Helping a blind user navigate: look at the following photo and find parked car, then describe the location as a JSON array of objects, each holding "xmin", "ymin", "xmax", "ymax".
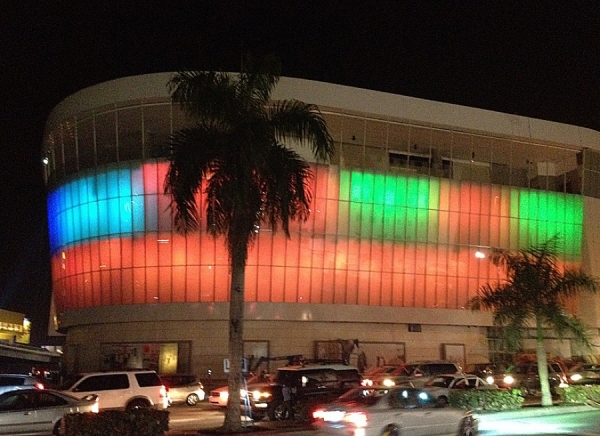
[
  {"xmin": 243, "ymin": 363, "xmax": 361, "ymax": 421},
  {"xmin": 60, "ymin": 370, "xmax": 168, "ymax": 411},
  {"xmin": 160, "ymin": 374, "xmax": 205, "ymax": 406},
  {"xmin": 0, "ymin": 374, "xmax": 45, "ymax": 391},
  {"xmin": 464, "ymin": 363, "xmax": 499, "ymax": 385},
  {"xmin": 361, "ymin": 365, "xmax": 409, "ymax": 386},
  {"xmin": 568, "ymin": 363, "xmax": 600, "ymax": 385},
  {"xmin": 311, "ymin": 386, "xmax": 478, "ymax": 436},
  {"xmin": 209, "ymin": 372, "xmax": 271, "ymax": 407},
  {"xmin": 494, "ymin": 361, "xmax": 569, "ymax": 396},
  {"xmin": 362, "ymin": 361, "xmax": 462, "ymax": 388},
  {"xmin": 0, "ymin": 388, "xmax": 98, "ymax": 435},
  {"xmin": 422, "ymin": 373, "xmax": 498, "ymax": 406}
]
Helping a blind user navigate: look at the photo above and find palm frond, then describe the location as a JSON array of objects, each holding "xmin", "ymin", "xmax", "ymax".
[
  {"xmin": 165, "ymin": 125, "xmax": 230, "ymax": 233},
  {"xmin": 269, "ymin": 100, "xmax": 334, "ymax": 161},
  {"xmin": 469, "ymin": 235, "xmax": 600, "ymax": 355},
  {"xmin": 260, "ymin": 144, "xmax": 312, "ymax": 236},
  {"xmin": 169, "ymin": 71, "xmax": 240, "ymax": 123},
  {"xmin": 239, "ymin": 53, "xmax": 282, "ymax": 104}
]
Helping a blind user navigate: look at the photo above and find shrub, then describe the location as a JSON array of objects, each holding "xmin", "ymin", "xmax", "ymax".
[
  {"xmin": 449, "ymin": 388, "xmax": 524, "ymax": 411},
  {"xmin": 563, "ymin": 385, "xmax": 600, "ymax": 405},
  {"xmin": 64, "ymin": 409, "xmax": 169, "ymax": 436}
]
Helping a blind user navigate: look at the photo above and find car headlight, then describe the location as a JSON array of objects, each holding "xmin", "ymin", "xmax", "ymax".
[
  {"xmin": 570, "ymin": 373, "xmax": 582, "ymax": 382},
  {"xmin": 361, "ymin": 379, "xmax": 373, "ymax": 387},
  {"xmin": 246, "ymin": 390, "xmax": 271, "ymax": 401},
  {"xmin": 503, "ymin": 375, "xmax": 515, "ymax": 385},
  {"xmin": 382, "ymin": 379, "xmax": 395, "ymax": 387},
  {"xmin": 486, "ymin": 376, "xmax": 495, "ymax": 385}
]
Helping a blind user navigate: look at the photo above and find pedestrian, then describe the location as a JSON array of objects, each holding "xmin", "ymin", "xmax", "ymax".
[{"xmin": 281, "ymin": 383, "xmax": 292, "ymax": 420}]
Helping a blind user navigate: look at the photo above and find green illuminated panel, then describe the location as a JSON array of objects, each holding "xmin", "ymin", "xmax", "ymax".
[
  {"xmin": 344, "ymin": 169, "xmax": 435, "ymax": 242},
  {"xmin": 513, "ymin": 189, "xmax": 583, "ymax": 258}
]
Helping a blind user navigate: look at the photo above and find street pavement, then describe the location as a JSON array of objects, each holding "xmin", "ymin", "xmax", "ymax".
[{"xmin": 165, "ymin": 402, "xmax": 597, "ymax": 435}]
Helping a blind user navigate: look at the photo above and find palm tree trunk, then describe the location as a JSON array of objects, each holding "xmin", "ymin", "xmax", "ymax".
[
  {"xmin": 536, "ymin": 317, "xmax": 553, "ymax": 407},
  {"xmin": 223, "ymin": 250, "xmax": 246, "ymax": 431}
]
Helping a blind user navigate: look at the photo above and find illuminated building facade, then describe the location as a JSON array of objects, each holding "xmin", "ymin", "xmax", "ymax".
[
  {"xmin": 0, "ymin": 309, "xmax": 30, "ymax": 345},
  {"xmin": 43, "ymin": 73, "xmax": 600, "ymax": 376}
]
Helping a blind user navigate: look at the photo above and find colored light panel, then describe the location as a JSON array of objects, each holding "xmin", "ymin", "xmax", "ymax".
[
  {"xmin": 48, "ymin": 161, "xmax": 585, "ymax": 313},
  {"xmin": 47, "ymin": 163, "xmax": 151, "ymax": 253},
  {"xmin": 345, "ymin": 169, "xmax": 434, "ymax": 242},
  {"xmin": 513, "ymin": 189, "xmax": 582, "ymax": 258}
]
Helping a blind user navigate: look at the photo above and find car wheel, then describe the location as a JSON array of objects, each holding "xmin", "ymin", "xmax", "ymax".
[
  {"xmin": 53, "ymin": 419, "xmax": 63, "ymax": 436},
  {"xmin": 381, "ymin": 424, "xmax": 401, "ymax": 436},
  {"xmin": 186, "ymin": 393, "xmax": 200, "ymax": 406},
  {"xmin": 126, "ymin": 399, "xmax": 151, "ymax": 410},
  {"xmin": 268, "ymin": 402, "xmax": 288, "ymax": 421},
  {"xmin": 459, "ymin": 416, "xmax": 477, "ymax": 436},
  {"xmin": 436, "ymin": 396, "xmax": 449, "ymax": 407}
]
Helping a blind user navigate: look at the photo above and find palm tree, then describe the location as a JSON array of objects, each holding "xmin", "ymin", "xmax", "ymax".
[
  {"xmin": 164, "ymin": 54, "xmax": 334, "ymax": 431},
  {"xmin": 469, "ymin": 235, "xmax": 598, "ymax": 407}
]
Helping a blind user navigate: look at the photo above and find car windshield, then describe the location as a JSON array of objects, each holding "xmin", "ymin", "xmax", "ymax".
[
  {"xmin": 425, "ymin": 376, "xmax": 454, "ymax": 388},
  {"xmin": 58, "ymin": 374, "xmax": 86, "ymax": 390},
  {"xmin": 402, "ymin": 364, "xmax": 418, "ymax": 376}
]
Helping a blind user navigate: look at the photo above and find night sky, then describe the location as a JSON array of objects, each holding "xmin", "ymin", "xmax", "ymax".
[{"xmin": 1, "ymin": 1, "xmax": 599, "ymax": 344}]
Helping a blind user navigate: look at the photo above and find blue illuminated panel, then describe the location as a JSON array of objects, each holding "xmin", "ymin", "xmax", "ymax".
[{"xmin": 47, "ymin": 163, "xmax": 147, "ymax": 253}]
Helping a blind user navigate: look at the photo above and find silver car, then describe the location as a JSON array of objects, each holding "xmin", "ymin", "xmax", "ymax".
[
  {"xmin": 161, "ymin": 374, "xmax": 205, "ymax": 406},
  {"xmin": 423, "ymin": 374, "xmax": 498, "ymax": 406},
  {"xmin": 0, "ymin": 388, "xmax": 98, "ymax": 435},
  {"xmin": 0, "ymin": 374, "xmax": 45, "ymax": 391},
  {"xmin": 312, "ymin": 386, "xmax": 477, "ymax": 436}
]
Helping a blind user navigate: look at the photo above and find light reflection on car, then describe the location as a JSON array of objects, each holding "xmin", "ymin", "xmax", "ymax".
[
  {"xmin": 312, "ymin": 386, "xmax": 478, "ymax": 436},
  {"xmin": 0, "ymin": 388, "xmax": 98, "ymax": 435}
]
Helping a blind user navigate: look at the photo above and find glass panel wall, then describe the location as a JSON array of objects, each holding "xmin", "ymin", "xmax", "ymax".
[{"xmin": 49, "ymin": 160, "xmax": 583, "ymax": 314}]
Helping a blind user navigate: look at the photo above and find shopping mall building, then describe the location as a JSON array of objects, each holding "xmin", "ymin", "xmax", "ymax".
[{"xmin": 42, "ymin": 73, "xmax": 600, "ymax": 378}]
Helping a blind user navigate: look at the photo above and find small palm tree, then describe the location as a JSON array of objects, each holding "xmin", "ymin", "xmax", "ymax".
[
  {"xmin": 469, "ymin": 235, "xmax": 598, "ymax": 406},
  {"xmin": 164, "ymin": 54, "xmax": 334, "ymax": 431}
]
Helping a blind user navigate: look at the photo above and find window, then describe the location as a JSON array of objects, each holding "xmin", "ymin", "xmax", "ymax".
[
  {"xmin": 135, "ymin": 372, "xmax": 162, "ymax": 387},
  {"xmin": 389, "ymin": 151, "xmax": 431, "ymax": 170},
  {"xmin": 74, "ymin": 374, "xmax": 129, "ymax": 392},
  {"xmin": 389, "ymin": 389, "xmax": 433, "ymax": 409},
  {"xmin": 0, "ymin": 392, "xmax": 31, "ymax": 411},
  {"xmin": 0, "ymin": 376, "xmax": 25, "ymax": 386},
  {"xmin": 35, "ymin": 392, "xmax": 67, "ymax": 408}
]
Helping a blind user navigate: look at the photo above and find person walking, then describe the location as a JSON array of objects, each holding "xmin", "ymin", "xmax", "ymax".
[{"xmin": 281, "ymin": 383, "xmax": 292, "ymax": 420}]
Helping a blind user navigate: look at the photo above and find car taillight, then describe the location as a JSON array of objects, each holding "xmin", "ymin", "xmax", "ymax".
[
  {"xmin": 35, "ymin": 382, "xmax": 45, "ymax": 390},
  {"xmin": 345, "ymin": 411, "xmax": 368, "ymax": 427},
  {"xmin": 313, "ymin": 408, "xmax": 326, "ymax": 420}
]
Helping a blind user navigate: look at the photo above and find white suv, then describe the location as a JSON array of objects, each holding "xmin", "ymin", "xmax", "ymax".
[{"xmin": 61, "ymin": 370, "xmax": 168, "ymax": 411}]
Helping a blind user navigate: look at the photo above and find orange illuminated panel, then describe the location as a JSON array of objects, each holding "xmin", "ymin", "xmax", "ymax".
[
  {"xmin": 213, "ymin": 266, "xmax": 229, "ymax": 301},
  {"xmin": 270, "ymin": 266, "xmax": 285, "ymax": 302},
  {"xmin": 255, "ymin": 265, "xmax": 271, "ymax": 302}
]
